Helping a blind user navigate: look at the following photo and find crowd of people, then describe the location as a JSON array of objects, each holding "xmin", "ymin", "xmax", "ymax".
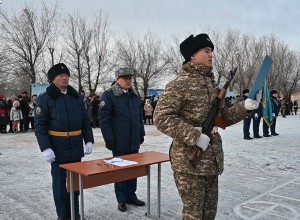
[
  {"xmin": 0, "ymin": 92, "xmax": 37, "ymax": 134},
  {"xmin": 80, "ymin": 90, "xmax": 159, "ymax": 129}
]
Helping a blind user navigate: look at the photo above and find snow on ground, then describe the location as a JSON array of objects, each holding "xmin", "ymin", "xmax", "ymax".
[{"xmin": 1, "ymin": 114, "xmax": 300, "ymax": 220}]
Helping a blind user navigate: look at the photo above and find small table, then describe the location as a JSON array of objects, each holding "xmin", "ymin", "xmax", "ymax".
[{"xmin": 60, "ymin": 151, "xmax": 170, "ymax": 220}]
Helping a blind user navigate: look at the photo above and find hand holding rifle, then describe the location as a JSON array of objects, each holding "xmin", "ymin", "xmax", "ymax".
[{"xmin": 188, "ymin": 68, "xmax": 237, "ymax": 168}]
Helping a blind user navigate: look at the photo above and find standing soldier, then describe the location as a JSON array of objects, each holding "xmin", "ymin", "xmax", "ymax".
[
  {"xmin": 154, "ymin": 33, "xmax": 260, "ymax": 219},
  {"xmin": 252, "ymin": 100, "xmax": 263, "ymax": 138},
  {"xmin": 99, "ymin": 67, "xmax": 145, "ymax": 212},
  {"xmin": 34, "ymin": 63, "xmax": 94, "ymax": 220},
  {"xmin": 263, "ymin": 89, "xmax": 280, "ymax": 136},
  {"xmin": 241, "ymin": 89, "xmax": 253, "ymax": 140}
]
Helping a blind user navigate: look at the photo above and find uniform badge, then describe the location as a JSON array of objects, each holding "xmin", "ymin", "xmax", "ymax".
[
  {"xmin": 35, "ymin": 107, "xmax": 41, "ymax": 114},
  {"xmin": 100, "ymin": 101, "xmax": 105, "ymax": 108}
]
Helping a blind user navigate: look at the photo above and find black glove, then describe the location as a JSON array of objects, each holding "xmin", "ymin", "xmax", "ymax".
[
  {"xmin": 105, "ymin": 141, "xmax": 115, "ymax": 151},
  {"xmin": 140, "ymin": 136, "xmax": 144, "ymax": 145}
]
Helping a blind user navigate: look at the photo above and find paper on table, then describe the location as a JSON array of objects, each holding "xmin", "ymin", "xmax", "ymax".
[{"xmin": 104, "ymin": 157, "xmax": 138, "ymax": 167}]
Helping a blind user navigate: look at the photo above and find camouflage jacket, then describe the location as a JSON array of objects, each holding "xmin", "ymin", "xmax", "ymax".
[{"xmin": 154, "ymin": 62, "xmax": 249, "ymax": 176}]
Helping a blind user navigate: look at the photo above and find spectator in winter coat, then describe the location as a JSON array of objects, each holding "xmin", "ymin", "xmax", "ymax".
[
  {"xmin": 294, "ymin": 100, "xmax": 298, "ymax": 115},
  {"xmin": 18, "ymin": 95, "xmax": 30, "ymax": 132},
  {"xmin": 144, "ymin": 99, "xmax": 153, "ymax": 124},
  {"xmin": 7, "ymin": 95, "xmax": 17, "ymax": 132},
  {"xmin": 10, "ymin": 100, "xmax": 23, "ymax": 132},
  {"xmin": 0, "ymin": 95, "xmax": 9, "ymax": 133},
  {"xmin": 21, "ymin": 91, "xmax": 31, "ymax": 103},
  {"xmin": 99, "ymin": 67, "xmax": 145, "ymax": 212},
  {"xmin": 28, "ymin": 94, "xmax": 37, "ymax": 131},
  {"xmin": 34, "ymin": 63, "xmax": 94, "ymax": 220},
  {"xmin": 84, "ymin": 95, "xmax": 94, "ymax": 127},
  {"xmin": 91, "ymin": 95, "xmax": 100, "ymax": 128}
]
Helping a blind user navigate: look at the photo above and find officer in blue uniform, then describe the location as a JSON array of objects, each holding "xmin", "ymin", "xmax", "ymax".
[
  {"xmin": 98, "ymin": 67, "xmax": 145, "ymax": 212},
  {"xmin": 34, "ymin": 63, "xmax": 94, "ymax": 220},
  {"xmin": 252, "ymin": 100, "xmax": 263, "ymax": 138},
  {"xmin": 242, "ymin": 89, "xmax": 253, "ymax": 140}
]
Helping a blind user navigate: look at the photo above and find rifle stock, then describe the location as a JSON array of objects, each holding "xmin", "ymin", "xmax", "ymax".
[{"xmin": 188, "ymin": 68, "xmax": 237, "ymax": 168}]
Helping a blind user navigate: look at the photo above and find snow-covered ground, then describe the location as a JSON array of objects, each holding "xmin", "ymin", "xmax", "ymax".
[{"xmin": 1, "ymin": 114, "xmax": 300, "ymax": 220}]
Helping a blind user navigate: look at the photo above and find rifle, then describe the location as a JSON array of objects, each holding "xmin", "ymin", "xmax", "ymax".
[{"xmin": 188, "ymin": 68, "xmax": 237, "ymax": 168}]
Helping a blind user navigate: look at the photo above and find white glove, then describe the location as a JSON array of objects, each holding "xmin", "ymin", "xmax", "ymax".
[
  {"xmin": 254, "ymin": 113, "xmax": 258, "ymax": 118},
  {"xmin": 244, "ymin": 99, "xmax": 259, "ymax": 110},
  {"xmin": 196, "ymin": 127, "xmax": 210, "ymax": 151},
  {"xmin": 272, "ymin": 113, "xmax": 275, "ymax": 117},
  {"xmin": 244, "ymin": 90, "xmax": 261, "ymax": 111},
  {"xmin": 42, "ymin": 148, "xmax": 55, "ymax": 163},
  {"xmin": 85, "ymin": 142, "xmax": 93, "ymax": 155}
]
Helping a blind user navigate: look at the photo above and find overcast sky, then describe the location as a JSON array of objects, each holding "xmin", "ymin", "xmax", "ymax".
[{"xmin": 2, "ymin": 0, "xmax": 300, "ymax": 51}]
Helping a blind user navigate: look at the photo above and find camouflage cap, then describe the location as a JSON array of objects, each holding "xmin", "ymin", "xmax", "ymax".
[{"xmin": 115, "ymin": 67, "xmax": 134, "ymax": 79}]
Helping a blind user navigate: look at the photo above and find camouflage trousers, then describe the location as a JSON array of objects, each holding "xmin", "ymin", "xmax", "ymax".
[{"xmin": 173, "ymin": 172, "xmax": 218, "ymax": 220}]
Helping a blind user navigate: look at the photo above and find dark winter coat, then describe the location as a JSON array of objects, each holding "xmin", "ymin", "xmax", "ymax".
[
  {"xmin": 34, "ymin": 84, "xmax": 94, "ymax": 162},
  {"xmin": 19, "ymin": 99, "xmax": 30, "ymax": 116},
  {"xmin": 98, "ymin": 83, "xmax": 145, "ymax": 152},
  {"xmin": 271, "ymin": 95, "xmax": 280, "ymax": 116},
  {"xmin": 0, "ymin": 99, "xmax": 9, "ymax": 126}
]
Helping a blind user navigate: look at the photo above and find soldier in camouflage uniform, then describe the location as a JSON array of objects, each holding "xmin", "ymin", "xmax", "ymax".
[{"xmin": 153, "ymin": 34, "xmax": 260, "ymax": 220}]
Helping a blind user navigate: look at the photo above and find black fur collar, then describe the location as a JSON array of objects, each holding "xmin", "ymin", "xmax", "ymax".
[{"xmin": 46, "ymin": 84, "xmax": 79, "ymax": 99}]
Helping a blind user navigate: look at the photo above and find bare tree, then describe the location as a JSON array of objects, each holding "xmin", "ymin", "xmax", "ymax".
[
  {"xmin": 82, "ymin": 10, "xmax": 113, "ymax": 94},
  {"xmin": 115, "ymin": 32, "xmax": 171, "ymax": 97},
  {"xmin": 136, "ymin": 32, "xmax": 171, "ymax": 97},
  {"xmin": 115, "ymin": 32, "xmax": 140, "ymax": 92},
  {"xmin": 166, "ymin": 35, "xmax": 184, "ymax": 75},
  {"xmin": 0, "ymin": 3, "xmax": 58, "ymax": 86},
  {"xmin": 64, "ymin": 12, "xmax": 92, "ymax": 92}
]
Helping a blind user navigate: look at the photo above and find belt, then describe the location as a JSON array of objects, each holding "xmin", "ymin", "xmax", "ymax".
[
  {"xmin": 48, "ymin": 130, "xmax": 82, "ymax": 137},
  {"xmin": 211, "ymin": 126, "xmax": 218, "ymax": 134}
]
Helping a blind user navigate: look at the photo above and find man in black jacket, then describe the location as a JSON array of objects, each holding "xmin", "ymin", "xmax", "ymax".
[
  {"xmin": 99, "ymin": 67, "xmax": 145, "ymax": 212},
  {"xmin": 18, "ymin": 94, "xmax": 30, "ymax": 132},
  {"xmin": 34, "ymin": 63, "xmax": 94, "ymax": 220}
]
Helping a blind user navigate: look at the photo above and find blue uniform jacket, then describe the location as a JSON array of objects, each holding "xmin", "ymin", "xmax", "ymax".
[
  {"xmin": 98, "ymin": 83, "xmax": 145, "ymax": 152},
  {"xmin": 34, "ymin": 84, "xmax": 94, "ymax": 162}
]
